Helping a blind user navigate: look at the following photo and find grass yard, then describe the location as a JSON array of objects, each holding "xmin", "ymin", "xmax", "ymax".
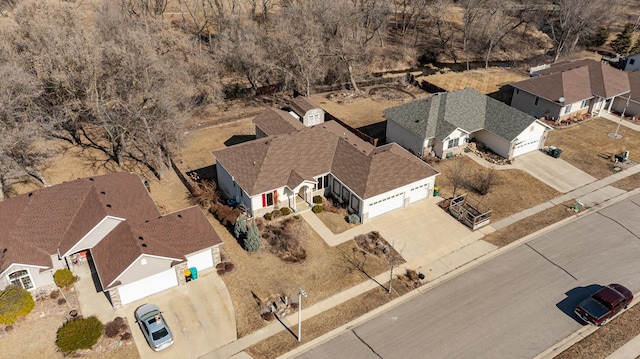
[
  {"xmin": 431, "ymin": 156, "xmax": 561, "ymax": 221},
  {"xmin": 215, "ymin": 216, "xmax": 395, "ymax": 337},
  {"xmin": 482, "ymin": 200, "xmax": 576, "ymax": 247},
  {"xmin": 546, "ymin": 117, "xmax": 640, "ymax": 179},
  {"xmin": 245, "ymin": 284, "xmax": 412, "ymax": 359}
]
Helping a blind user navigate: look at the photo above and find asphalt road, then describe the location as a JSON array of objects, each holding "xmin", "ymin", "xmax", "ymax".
[{"xmin": 298, "ymin": 194, "xmax": 640, "ymax": 359}]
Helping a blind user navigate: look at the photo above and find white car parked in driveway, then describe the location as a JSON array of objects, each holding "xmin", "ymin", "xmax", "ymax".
[{"xmin": 135, "ymin": 303, "xmax": 174, "ymax": 351}]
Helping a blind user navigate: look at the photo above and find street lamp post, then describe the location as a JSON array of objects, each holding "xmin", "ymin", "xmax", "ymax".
[
  {"xmin": 610, "ymin": 96, "xmax": 630, "ymax": 139},
  {"xmin": 298, "ymin": 287, "xmax": 307, "ymax": 342}
]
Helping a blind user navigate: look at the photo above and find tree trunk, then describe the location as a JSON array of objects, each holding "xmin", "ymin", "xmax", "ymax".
[{"xmin": 347, "ymin": 63, "xmax": 360, "ymax": 93}]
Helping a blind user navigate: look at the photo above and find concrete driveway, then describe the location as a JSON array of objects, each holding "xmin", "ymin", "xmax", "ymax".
[
  {"xmin": 122, "ymin": 270, "xmax": 236, "ymax": 359},
  {"xmin": 510, "ymin": 150, "xmax": 596, "ymax": 193}
]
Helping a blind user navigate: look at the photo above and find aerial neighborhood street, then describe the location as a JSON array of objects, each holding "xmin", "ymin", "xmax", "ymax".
[{"xmin": 2, "ymin": 1, "xmax": 640, "ymax": 359}]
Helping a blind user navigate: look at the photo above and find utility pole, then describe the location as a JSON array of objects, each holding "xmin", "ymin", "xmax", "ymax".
[
  {"xmin": 298, "ymin": 287, "xmax": 307, "ymax": 342},
  {"xmin": 610, "ymin": 96, "xmax": 630, "ymax": 139}
]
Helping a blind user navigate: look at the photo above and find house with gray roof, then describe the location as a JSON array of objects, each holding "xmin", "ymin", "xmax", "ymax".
[
  {"xmin": 0, "ymin": 172, "xmax": 223, "ymax": 309},
  {"xmin": 510, "ymin": 59, "xmax": 630, "ymax": 121},
  {"xmin": 384, "ymin": 88, "xmax": 551, "ymax": 160},
  {"xmin": 213, "ymin": 108, "xmax": 440, "ymax": 222}
]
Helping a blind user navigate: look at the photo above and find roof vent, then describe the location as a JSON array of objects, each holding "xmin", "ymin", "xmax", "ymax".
[
  {"xmin": 100, "ymin": 191, "xmax": 106, "ymax": 195},
  {"xmin": 558, "ymin": 97, "xmax": 565, "ymax": 103},
  {"xmin": 138, "ymin": 236, "xmax": 144, "ymax": 240},
  {"xmin": 253, "ymin": 161, "xmax": 256, "ymax": 166},
  {"xmin": 106, "ymin": 204, "xmax": 111, "ymax": 208},
  {"xmin": 89, "ymin": 178, "xmax": 94, "ymax": 181},
  {"xmin": 145, "ymin": 219, "xmax": 149, "ymax": 222},
  {"xmin": 28, "ymin": 193, "xmax": 33, "ymax": 197},
  {"xmin": 177, "ymin": 214, "xmax": 182, "ymax": 218},
  {"xmin": 141, "ymin": 243, "xmax": 147, "ymax": 248}
]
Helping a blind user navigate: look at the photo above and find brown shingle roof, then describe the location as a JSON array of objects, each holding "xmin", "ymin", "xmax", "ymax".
[
  {"xmin": 290, "ymin": 96, "xmax": 321, "ymax": 117},
  {"xmin": 93, "ymin": 206, "xmax": 222, "ymax": 289},
  {"xmin": 514, "ymin": 59, "xmax": 630, "ymax": 102},
  {"xmin": 0, "ymin": 173, "xmax": 223, "ymax": 288},
  {"xmin": 214, "ymin": 119, "xmax": 439, "ymax": 199},
  {"xmin": 253, "ymin": 108, "xmax": 306, "ymax": 136}
]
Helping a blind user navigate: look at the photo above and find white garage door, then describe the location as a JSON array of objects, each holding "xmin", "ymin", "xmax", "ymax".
[
  {"xmin": 409, "ymin": 183, "xmax": 429, "ymax": 203},
  {"xmin": 187, "ymin": 249, "xmax": 214, "ymax": 272},
  {"xmin": 368, "ymin": 192, "xmax": 405, "ymax": 219},
  {"xmin": 118, "ymin": 268, "xmax": 178, "ymax": 306},
  {"xmin": 512, "ymin": 137, "xmax": 541, "ymax": 157}
]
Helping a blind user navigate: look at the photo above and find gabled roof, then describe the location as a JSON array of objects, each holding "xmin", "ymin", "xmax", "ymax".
[
  {"xmin": 384, "ymin": 88, "xmax": 539, "ymax": 142},
  {"xmin": 290, "ymin": 96, "xmax": 321, "ymax": 117},
  {"xmin": 254, "ymin": 107, "xmax": 306, "ymax": 136},
  {"xmin": 93, "ymin": 206, "xmax": 221, "ymax": 289},
  {"xmin": 512, "ymin": 59, "xmax": 630, "ymax": 103},
  {"xmin": 213, "ymin": 120, "xmax": 438, "ymax": 199},
  {"xmin": 0, "ymin": 173, "xmax": 223, "ymax": 287}
]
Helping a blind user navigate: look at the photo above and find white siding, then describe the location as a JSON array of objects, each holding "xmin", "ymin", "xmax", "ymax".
[
  {"xmin": 63, "ymin": 216, "xmax": 124, "ymax": 257},
  {"xmin": 303, "ymin": 108, "xmax": 325, "ymax": 126},
  {"xmin": 385, "ymin": 120, "xmax": 425, "ymax": 155},
  {"xmin": 511, "ymin": 89, "xmax": 561, "ymax": 119},
  {"xmin": 117, "ymin": 268, "xmax": 179, "ymax": 306},
  {"xmin": 187, "ymin": 249, "xmax": 214, "ymax": 271},
  {"xmin": 511, "ymin": 122, "xmax": 548, "ymax": 158},
  {"xmin": 612, "ymin": 97, "xmax": 640, "ymax": 118},
  {"xmin": 113, "ymin": 255, "xmax": 175, "ymax": 287},
  {"xmin": 473, "ymin": 130, "xmax": 512, "ymax": 158}
]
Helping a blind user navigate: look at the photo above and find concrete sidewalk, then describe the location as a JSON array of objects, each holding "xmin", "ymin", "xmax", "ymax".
[{"xmin": 202, "ymin": 161, "xmax": 640, "ymax": 359}]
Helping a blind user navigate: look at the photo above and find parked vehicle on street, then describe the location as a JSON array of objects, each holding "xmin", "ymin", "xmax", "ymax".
[
  {"xmin": 135, "ymin": 303, "xmax": 174, "ymax": 351},
  {"xmin": 574, "ymin": 284, "xmax": 633, "ymax": 326}
]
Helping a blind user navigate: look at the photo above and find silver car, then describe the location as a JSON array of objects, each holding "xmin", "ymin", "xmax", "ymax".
[{"xmin": 134, "ymin": 303, "xmax": 174, "ymax": 351}]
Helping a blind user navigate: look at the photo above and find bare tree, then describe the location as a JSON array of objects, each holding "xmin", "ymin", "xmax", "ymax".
[
  {"xmin": 474, "ymin": 0, "xmax": 531, "ymax": 68},
  {"xmin": 319, "ymin": 0, "xmax": 387, "ymax": 92},
  {"xmin": 426, "ymin": 0, "xmax": 458, "ymax": 63},
  {"xmin": 443, "ymin": 157, "xmax": 468, "ymax": 197},
  {"xmin": 266, "ymin": 2, "xmax": 325, "ymax": 96},
  {"xmin": 460, "ymin": 0, "xmax": 486, "ymax": 70},
  {"xmin": 0, "ymin": 63, "xmax": 51, "ymax": 197},
  {"xmin": 545, "ymin": 0, "xmax": 620, "ymax": 62}
]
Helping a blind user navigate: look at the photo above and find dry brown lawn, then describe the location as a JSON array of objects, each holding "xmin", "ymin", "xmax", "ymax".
[
  {"xmin": 418, "ymin": 67, "xmax": 529, "ymax": 95},
  {"xmin": 431, "ymin": 156, "xmax": 561, "ymax": 221},
  {"xmin": 245, "ymin": 284, "xmax": 412, "ymax": 359},
  {"xmin": 611, "ymin": 172, "xmax": 640, "ymax": 191},
  {"xmin": 482, "ymin": 201, "xmax": 576, "ymax": 247},
  {"xmin": 546, "ymin": 117, "xmax": 640, "ymax": 179},
  {"xmin": 216, "ymin": 217, "xmax": 395, "ymax": 337}
]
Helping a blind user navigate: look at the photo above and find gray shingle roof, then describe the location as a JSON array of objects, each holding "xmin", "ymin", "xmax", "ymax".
[
  {"xmin": 213, "ymin": 120, "xmax": 439, "ymax": 199},
  {"xmin": 384, "ymin": 88, "xmax": 538, "ymax": 142}
]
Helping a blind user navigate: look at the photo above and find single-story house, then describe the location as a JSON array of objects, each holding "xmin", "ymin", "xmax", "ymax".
[
  {"xmin": 384, "ymin": 88, "xmax": 552, "ymax": 160},
  {"xmin": 0, "ymin": 172, "xmax": 223, "ymax": 309},
  {"xmin": 510, "ymin": 59, "xmax": 630, "ymax": 121},
  {"xmin": 213, "ymin": 102, "xmax": 440, "ymax": 222}
]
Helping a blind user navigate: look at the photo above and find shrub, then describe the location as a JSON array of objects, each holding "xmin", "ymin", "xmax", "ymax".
[
  {"xmin": 313, "ymin": 195, "xmax": 323, "ymax": 204},
  {"xmin": 271, "ymin": 210, "xmax": 281, "ymax": 219},
  {"xmin": 244, "ymin": 221, "xmax": 261, "ymax": 252},
  {"xmin": 264, "ymin": 212, "xmax": 272, "ymax": 220},
  {"xmin": 234, "ymin": 215, "xmax": 248, "ymax": 239},
  {"xmin": 104, "ymin": 317, "xmax": 127, "ymax": 338},
  {"xmin": 56, "ymin": 316, "xmax": 104, "ymax": 354},
  {"xmin": 347, "ymin": 213, "xmax": 360, "ymax": 224},
  {"xmin": 50, "ymin": 290, "xmax": 60, "ymax": 300},
  {"xmin": 0, "ymin": 285, "xmax": 35, "ymax": 325},
  {"xmin": 312, "ymin": 205, "xmax": 323, "ymax": 213},
  {"xmin": 57, "ymin": 298, "xmax": 67, "ymax": 306},
  {"xmin": 54, "ymin": 268, "xmax": 76, "ymax": 288},
  {"xmin": 468, "ymin": 168, "xmax": 499, "ymax": 195},
  {"xmin": 4, "ymin": 325, "xmax": 13, "ymax": 333},
  {"xmin": 293, "ymin": 215, "xmax": 300, "ymax": 220},
  {"xmin": 280, "ymin": 207, "xmax": 291, "ymax": 216},
  {"xmin": 120, "ymin": 332, "xmax": 132, "ymax": 340}
]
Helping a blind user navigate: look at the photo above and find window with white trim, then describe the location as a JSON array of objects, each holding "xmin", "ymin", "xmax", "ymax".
[
  {"xmin": 447, "ymin": 138, "xmax": 459, "ymax": 149},
  {"xmin": 564, "ymin": 104, "xmax": 573, "ymax": 114},
  {"xmin": 581, "ymin": 99, "xmax": 590, "ymax": 108},
  {"xmin": 9, "ymin": 270, "xmax": 33, "ymax": 289}
]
